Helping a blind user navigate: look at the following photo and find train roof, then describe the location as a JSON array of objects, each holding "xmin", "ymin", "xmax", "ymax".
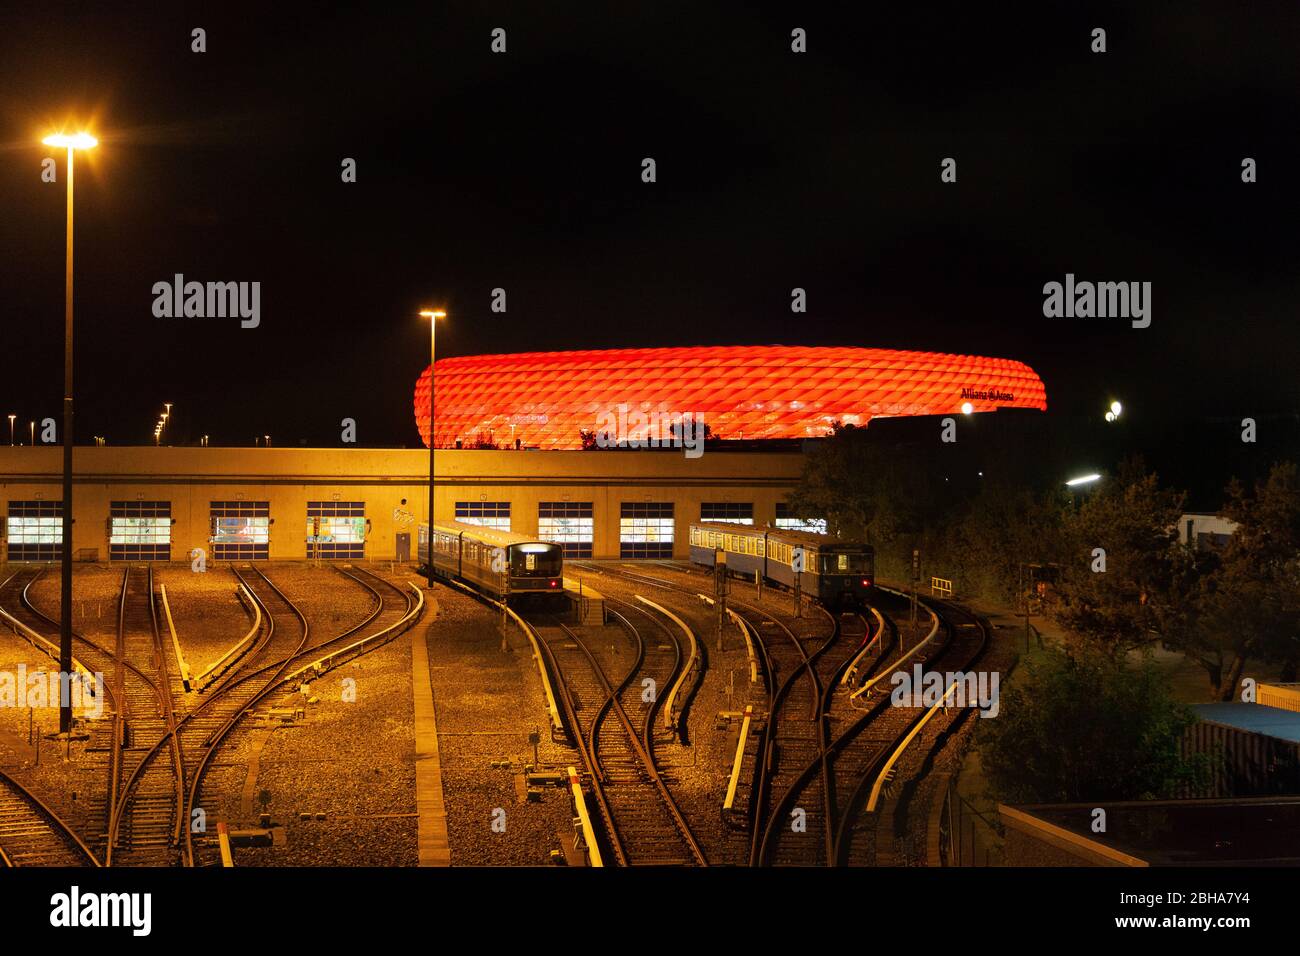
[
  {"xmin": 424, "ymin": 520, "xmax": 559, "ymax": 550},
  {"xmin": 690, "ymin": 521, "xmax": 871, "ymax": 550}
]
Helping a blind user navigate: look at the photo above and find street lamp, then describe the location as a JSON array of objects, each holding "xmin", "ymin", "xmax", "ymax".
[
  {"xmin": 419, "ymin": 309, "xmax": 446, "ymax": 588},
  {"xmin": 1065, "ymin": 474, "xmax": 1102, "ymax": 487},
  {"xmin": 7, "ymin": 414, "xmax": 14, "ymax": 445},
  {"xmin": 42, "ymin": 128, "xmax": 97, "ymax": 736}
]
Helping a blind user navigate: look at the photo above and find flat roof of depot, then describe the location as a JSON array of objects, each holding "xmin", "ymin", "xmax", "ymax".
[{"xmin": 1193, "ymin": 702, "xmax": 1300, "ymax": 744}]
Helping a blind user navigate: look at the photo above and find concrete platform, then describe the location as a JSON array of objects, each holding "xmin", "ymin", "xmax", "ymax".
[{"xmin": 411, "ymin": 618, "xmax": 451, "ymax": 865}]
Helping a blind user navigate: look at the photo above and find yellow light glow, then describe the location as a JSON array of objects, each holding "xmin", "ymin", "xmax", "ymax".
[
  {"xmin": 419, "ymin": 309, "xmax": 447, "ymax": 319},
  {"xmin": 42, "ymin": 132, "xmax": 98, "ymax": 150}
]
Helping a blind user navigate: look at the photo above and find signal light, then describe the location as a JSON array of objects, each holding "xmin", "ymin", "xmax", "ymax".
[{"xmin": 549, "ymin": 579, "xmax": 558, "ymax": 588}]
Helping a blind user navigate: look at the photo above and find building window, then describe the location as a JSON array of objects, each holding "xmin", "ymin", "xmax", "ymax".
[
  {"xmin": 307, "ymin": 501, "xmax": 365, "ymax": 559},
  {"xmin": 211, "ymin": 501, "xmax": 270, "ymax": 560},
  {"xmin": 701, "ymin": 502, "xmax": 753, "ymax": 524},
  {"xmin": 539, "ymin": 502, "xmax": 593, "ymax": 558},
  {"xmin": 110, "ymin": 501, "xmax": 171, "ymax": 561},
  {"xmin": 7, "ymin": 501, "xmax": 63, "ymax": 562},
  {"xmin": 455, "ymin": 501, "xmax": 511, "ymax": 532},
  {"xmin": 620, "ymin": 502, "xmax": 674, "ymax": 559},
  {"xmin": 776, "ymin": 502, "xmax": 827, "ymax": 534}
]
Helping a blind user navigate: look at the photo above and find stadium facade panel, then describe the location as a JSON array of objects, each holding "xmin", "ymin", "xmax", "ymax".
[{"xmin": 413, "ymin": 345, "xmax": 1047, "ymax": 449}]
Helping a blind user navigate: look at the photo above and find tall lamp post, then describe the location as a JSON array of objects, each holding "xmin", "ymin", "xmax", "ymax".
[
  {"xmin": 7, "ymin": 414, "xmax": 14, "ymax": 445},
  {"xmin": 419, "ymin": 309, "xmax": 446, "ymax": 589},
  {"xmin": 42, "ymin": 130, "xmax": 97, "ymax": 737}
]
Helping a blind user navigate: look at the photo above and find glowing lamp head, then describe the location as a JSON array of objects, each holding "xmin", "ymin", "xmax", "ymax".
[
  {"xmin": 42, "ymin": 132, "xmax": 98, "ymax": 150},
  {"xmin": 1105, "ymin": 411, "xmax": 1116, "ymax": 422},
  {"xmin": 961, "ymin": 402, "xmax": 974, "ymax": 415},
  {"xmin": 1110, "ymin": 400, "xmax": 1122, "ymax": 416},
  {"xmin": 419, "ymin": 310, "xmax": 446, "ymax": 319}
]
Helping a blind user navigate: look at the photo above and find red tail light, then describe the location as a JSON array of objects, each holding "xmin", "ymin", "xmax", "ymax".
[
  {"xmin": 862, "ymin": 578, "xmax": 871, "ymax": 586},
  {"xmin": 549, "ymin": 579, "xmax": 558, "ymax": 588}
]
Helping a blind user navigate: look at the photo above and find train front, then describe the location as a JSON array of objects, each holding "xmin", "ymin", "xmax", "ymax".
[
  {"xmin": 818, "ymin": 546, "xmax": 874, "ymax": 608},
  {"xmin": 507, "ymin": 541, "xmax": 565, "ymax": 605}
]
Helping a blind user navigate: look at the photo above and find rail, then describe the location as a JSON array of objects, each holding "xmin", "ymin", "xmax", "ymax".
[
  {"xmin": 0, "ymin": 768, "xmax": 102, "ymax": 868},
  {"xmin": 635, "ymin": 595, "xmax": 699, "ymax": 735},
  {"xmin": 157, "ymin": 584, "xmax": 192, "ymax": 692},
  {"xmin": 849, "ymin": 595, "xmax": 939, "ymax": 702},
  {"xmin": 0, "ymin": 606, "xmax": 99, "ymax": 692},
  {"xmin": 865, "ymin": 676, "xmax": 961, "ymax": 812},
  {"xmin": 283, "ymin": 582, "xmax": 424, "ymax": 684},
  {"xmin": 722, "ymin": 705, "xmax": 754, "ymax": 811},
  {"xmin": 697, "ymin": 593, "xmax": 758, "ymax": 683},
  {"xmin": 840, "ymin": 606, "xmax": 887, "ymax": 687},
  {"xmin": 567, "ymin": 766, "xmax": 603, "ymax": 867},
  {"xmin": 193, "ymin": 583, "xmax": 262, "ymax": 691}
]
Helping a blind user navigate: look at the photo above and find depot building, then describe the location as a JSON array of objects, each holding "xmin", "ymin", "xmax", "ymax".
[
  {"xmin": 0, "ymin": 345, "xmax": 1047, "ymax": 564},
  {"xmin": 0, "ymin": 446, "xmax": 807, "ymax": 563}
]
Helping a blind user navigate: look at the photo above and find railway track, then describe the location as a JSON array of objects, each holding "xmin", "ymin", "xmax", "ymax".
[
  {"xmin": 183, "ymin": 564, "xmax": 419, "ymax": 866},
  {"xmin": 106, "ymin": 566, "xmax": 186, "ymax": 866},
  {"xmin": 832, "ymin": 595, "xmax": 990, "ymax": 866},
  {"xmin": 0, "ymin": 770, "xmax": 99, "ymax": 867},
  {"xmin": 2, "ymin": 566, "xmax": 171, "ymax": 862},
  {"xmin": 0, "ymin": 563, "xmax": 421, "ymax": 866},
  {"xmin": 570, "ymin": 560, "xmax": 991, "ymax": 867},
  {"xmin": 570, "ymin": 561, "xmax": 855, "ymax": 865},
  {"xmin": 531, "ymin": 602, "xmax": 707, "ymax": 866}
]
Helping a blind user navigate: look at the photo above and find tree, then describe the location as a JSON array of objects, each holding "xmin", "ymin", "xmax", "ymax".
[
  {"xmin": 786, "ymin": 423, "xmax": 919, "ymax": 544},
  {"xmin": 1049, "ymin": 458, "xmax": 1185, "ymax": 655},
  {"xmin": 977, "ymin": 644, "xmax": 1209, "ymax": 803},
  {"xmin": 1167, "ymin": 462, "xmax": 1300, "ymax": 698}
]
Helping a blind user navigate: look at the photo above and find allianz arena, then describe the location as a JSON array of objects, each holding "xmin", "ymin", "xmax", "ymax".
[{"xmin": 413, "ymin": 345, "xmax": 1047, "ymax": 450}]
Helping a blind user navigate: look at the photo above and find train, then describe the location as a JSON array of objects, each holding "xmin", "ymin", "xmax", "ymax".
[
  {"xmin": 688, "ymin": 522, "xmax": 875, "ymax": 609},
  {"xmin": 418, "ymin": 521, "xmax": 565, "ymax": 606}
]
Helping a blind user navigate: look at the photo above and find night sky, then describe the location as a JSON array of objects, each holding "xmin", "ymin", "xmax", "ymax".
[{"xmin": 1, "ymin": 4, "xmax": 1297, "ymax": 494}]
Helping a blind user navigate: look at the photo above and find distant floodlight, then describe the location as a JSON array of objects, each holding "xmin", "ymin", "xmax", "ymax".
[
  {"xmin": 961, "ymin": 402, "xmax": 974, "ymax": 415},
  {"xmin": 1110, "ymin": 400, "xmax": 1122, "ymax": 416},
  {"xmin": 1066, "ymin": 474, "xmax": 1102, "ymax": 487},
  {"xmin": 1105, "ymin": 411, "xmax": 1116, "ymax": 422}
]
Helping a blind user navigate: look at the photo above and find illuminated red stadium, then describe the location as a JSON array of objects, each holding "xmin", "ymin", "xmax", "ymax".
[{"xmin": 413, "ymin": 345, "xmax": 1047, "ymax": 449}]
